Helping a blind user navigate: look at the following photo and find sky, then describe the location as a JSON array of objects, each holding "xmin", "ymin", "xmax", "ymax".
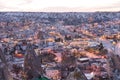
[{"xmin": 0, "ymin": 0, "xmax": 120, "ymax": 12}]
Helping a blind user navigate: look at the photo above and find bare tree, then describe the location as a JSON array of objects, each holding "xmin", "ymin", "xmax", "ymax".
[
  {"xmin": 61, "ymin": 52, "xmax": 76, "ymax": 79},
  {"xmin": 66, "ymin": 68, "xmax": 88, "ymax": 80},
  {"xmin": 24, "ymin": 44, "xmax": 44, "ymax": 79},
  {"xmin": 0, "ymin": 48, "xmax": 13, "ymax": 80}
]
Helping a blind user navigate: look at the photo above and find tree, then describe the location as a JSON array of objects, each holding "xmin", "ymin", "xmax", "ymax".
[
  {"xmin": 24, "ymin": 44, "xmax": 44, "ymax": 79},
  {"xmin": 61, "ymin": 52, "xmax": 76, "ymax": 79},
  {"xmin": 66, "ymin": 68, "xmax": 88, "ymax": 80},
  {"xmin": 0, "ymin": 48, "xmax": 13, "ymax": 80}
]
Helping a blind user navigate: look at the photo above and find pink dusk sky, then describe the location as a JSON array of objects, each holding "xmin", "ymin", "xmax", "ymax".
[{"xmin": 0, "ymin": 0, "xmax": 120, "ymax": 12}]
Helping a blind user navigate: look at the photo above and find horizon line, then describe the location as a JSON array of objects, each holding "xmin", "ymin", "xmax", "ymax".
[{"xmin": 0, "ymin": 11, "xmax": 120, "ymax": 13}]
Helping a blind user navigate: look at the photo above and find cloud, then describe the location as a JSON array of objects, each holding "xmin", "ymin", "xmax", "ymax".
[{"xmin": 0, "ymin": 0, "xmax": 119, "ymax": 12}]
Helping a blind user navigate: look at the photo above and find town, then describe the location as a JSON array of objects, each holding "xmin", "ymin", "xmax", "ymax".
[{"xmin": 0, "ymin": 12, "xmax": 120, "ymax": 80}]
